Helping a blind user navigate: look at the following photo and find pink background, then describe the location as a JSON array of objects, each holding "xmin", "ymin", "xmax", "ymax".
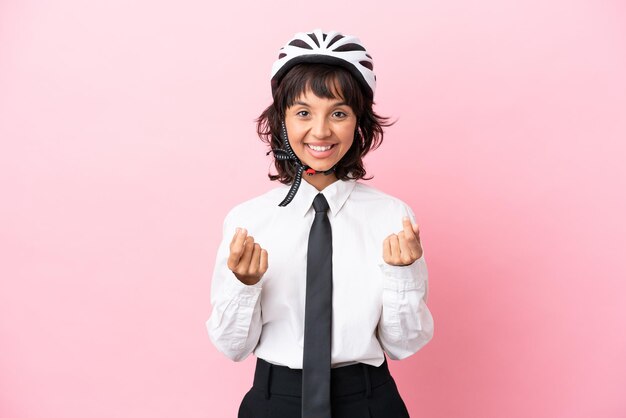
[{"xmin": 1, "ymin": 0, "xmax": 625, "ymax": 417}]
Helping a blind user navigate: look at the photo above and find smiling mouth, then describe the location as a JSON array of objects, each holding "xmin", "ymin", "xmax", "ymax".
[{"xmin": 306, "ymin": 144, "xmax": 335, "ymax": 152}]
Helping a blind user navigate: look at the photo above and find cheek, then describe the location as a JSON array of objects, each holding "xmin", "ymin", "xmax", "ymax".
[
  {"xmin": 341, "ymin": 139, "xmax": 354, "ymax": 152},
  {"xmin": 340, "ymin": 140, "xmax": 356, "ymax": 159},
  {"xmin": 284, "ymin": 120, "xmax": 305, "ymax": 144},
  {"xmin": 338, "ymin": 126, "xmax": 356, "ymax": 148},
  {"xmin": 287, "ymin": 131, "xmax": 306, "ymax": 151}
]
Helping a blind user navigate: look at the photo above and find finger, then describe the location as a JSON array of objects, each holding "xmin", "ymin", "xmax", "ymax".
[
  {"xmin": 402, "ymin": 217, "xmax": 415, "ymax": 240},
  {"xmin": 237, "ymin": 236, "xmax": 255, "ymax": 272},
  {"xmin": 412, "ymin": 223, "xmax": 421, "ymax": 242},
  {"xmin": 402, "ymin": 217, "xmax": 420, "ymax": 247},
  {"xmin": 259, "ymin": 249, "xmax": 269, "ymax": 274},
  {"xmin": 407, "ymin": 221, "xmax": 422, "ymax": 255},
  {"xmin": 389, "ymin": 234, "xmax": 400, "ymax": 263},
  {"xmin": 407, "ymin": 227, "xmax": 422, "ymax": 256},
  {"xmin": 402, "ymin": 217, "xmax": 422, "ymax": 252},
  {"xmin": 248, "ymin": 243, "xmax": 262, "ymax": 275},
  {"xmin": 229, "ymin": 227, "xmax": 241, "ymax": 247},
  {"xmin": 401, "ymin": 219, "xmax": 419, "ymax": 257},
  {"xmin": 383, "ymin": 236, "xmax": 392, "ymax": 262},
  {"xmin": 230, "ymin": 227, "xmax": 248, "ymax": 250},
  {"xmin": 397, "ymin": 231, "xmax": 414, "ymax": 264},
  {"xmin": 227, "ymin": 228, "xmax": 248, "ymax": 269}
]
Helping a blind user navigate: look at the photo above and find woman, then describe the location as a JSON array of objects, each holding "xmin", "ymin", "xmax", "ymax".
[{"xmin": 206, "ymin": 29, "xmax": 434, "ymax": 418}]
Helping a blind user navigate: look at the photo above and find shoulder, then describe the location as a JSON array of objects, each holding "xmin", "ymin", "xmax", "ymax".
[
  {"xmin": 350, "ymin": 181, "xmax": 415, "ymax": 216},
  {"xmin": 223, "ymin": 184, "xmax": 288, "ymax": 225}
]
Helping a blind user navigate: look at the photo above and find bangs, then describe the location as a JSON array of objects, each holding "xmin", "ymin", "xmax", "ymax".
[{"xmin": 275, "ymin": 64, "xmax": 366, "ymax": 114}]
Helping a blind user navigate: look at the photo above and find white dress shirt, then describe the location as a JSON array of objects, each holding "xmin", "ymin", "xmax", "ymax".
[{"xmin": 206, "ymin": 178, "xmax": 434, "ymax": 368}]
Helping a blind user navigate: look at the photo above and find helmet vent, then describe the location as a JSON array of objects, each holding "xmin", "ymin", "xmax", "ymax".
[
  {"xmin": 289, "ymin": 39, "xmax": 313, "ymax": 49},
  {"xmin": 307, "ymin": 32, "xmax": 321, "ymax": 47},
  {"xmin": 334, "ymin": 43, "xmax": 366, "ymax": 52},
  {"xmin": 359, "ymin": 60, "xmax": 373, "ymax": 71},
  {"xmin": 327, "ymin": 34, "xmax": 344, "ymax": 48}
]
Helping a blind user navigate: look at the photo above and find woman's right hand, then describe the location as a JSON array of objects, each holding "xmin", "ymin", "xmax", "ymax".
[{"xmin": 227, "ymin": 227, "xmax": 268, "ymax": 285}]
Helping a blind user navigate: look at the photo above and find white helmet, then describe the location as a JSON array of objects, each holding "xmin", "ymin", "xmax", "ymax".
[{"xmin": 270, "ymin": 29, "xmax": 376, "ymax": 98}]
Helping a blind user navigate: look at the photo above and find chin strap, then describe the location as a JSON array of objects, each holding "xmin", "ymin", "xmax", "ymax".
[{"xmin": 266, "ymin": 120, "xmax": 336, "ymax": 207}]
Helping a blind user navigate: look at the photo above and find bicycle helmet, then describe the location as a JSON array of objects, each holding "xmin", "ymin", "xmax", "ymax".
[{"xmin": 271, "ymin": 29, "xmax": 376, "ymax": 99}]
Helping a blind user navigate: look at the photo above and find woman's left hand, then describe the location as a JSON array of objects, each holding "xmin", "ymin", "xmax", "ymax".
[{"xmin": 383, "ymin": 217, "xmax": 423, "ymax": 266}]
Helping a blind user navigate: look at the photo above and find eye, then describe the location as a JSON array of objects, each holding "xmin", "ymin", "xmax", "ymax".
[
  {"xmin": 333, "ymin": 111, "xmax": 348, "ymax": 118},
  {"xmin": 296, "ymin": 110, "xmax": 310, "ymax": 117}
]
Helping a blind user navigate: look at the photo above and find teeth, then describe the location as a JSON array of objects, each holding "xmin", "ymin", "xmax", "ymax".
[{"xmin": 307, "ymin": 144, "xmax": 333, "ymax": 152}]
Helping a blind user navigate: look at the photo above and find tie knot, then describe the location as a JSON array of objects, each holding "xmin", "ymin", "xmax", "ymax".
[{"xmin": 312, "ymin": 193, "xmax": 329, "ymax": 213}]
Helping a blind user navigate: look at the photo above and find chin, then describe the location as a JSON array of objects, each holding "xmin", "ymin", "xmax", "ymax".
[{"xmin": 306, "ymin": 162, "xmax": 336, "ymax": 172}]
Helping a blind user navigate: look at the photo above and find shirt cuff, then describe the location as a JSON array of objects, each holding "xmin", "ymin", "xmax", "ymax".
[
  {"xmin": 378, "ymin": 255, "xmax": 427, "ymax": 292},
  {"xmin": 222, "ymin": 272, "xmax": 263, "ymax": 307}
]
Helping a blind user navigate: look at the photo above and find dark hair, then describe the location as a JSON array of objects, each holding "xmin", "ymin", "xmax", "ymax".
[{"xmin": 256, "ymin": 63, "xmax": 393, "ymax": 184}]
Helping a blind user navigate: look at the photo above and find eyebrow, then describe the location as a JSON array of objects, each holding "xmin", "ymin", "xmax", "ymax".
[{"xmin": 293, "ymin": 100, "xmax": 349, "ymax": 107}]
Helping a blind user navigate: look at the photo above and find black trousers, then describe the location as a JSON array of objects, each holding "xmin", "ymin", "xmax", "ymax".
[{"xmin": 238, "ymin": 357, "xmax": 411, "ymax": 418}]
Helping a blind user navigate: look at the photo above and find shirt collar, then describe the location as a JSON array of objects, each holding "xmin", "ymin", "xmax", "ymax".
[{"xmin": 285, "ymin": 178, "xmax": 357, "ymax": 218}]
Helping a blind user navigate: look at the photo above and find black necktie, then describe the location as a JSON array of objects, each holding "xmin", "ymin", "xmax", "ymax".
[{"xmin": 302, "ymin": 193, "xmax": 333, "ymax": 418}]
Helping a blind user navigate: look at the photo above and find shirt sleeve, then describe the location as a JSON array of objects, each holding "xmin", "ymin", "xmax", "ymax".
[
  {"xmin": 376, "ymin": 206, "xmax": 434, "ymax": 360},
  {"xmin": 205, "ymin": 209, "xmax": 263, "ymax": 362}
]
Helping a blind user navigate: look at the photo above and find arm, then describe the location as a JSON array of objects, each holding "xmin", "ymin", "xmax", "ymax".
[
  {"xmin": 377, "ymin": 254, "xmax": 434, "ymax": 360},
  {"xmin": 205, "ymin": 211, "xmax": 264, "ymax": 361},
  {"xmin": 377, "ymin": 208, "xmax": 434, "ymax": 359}
]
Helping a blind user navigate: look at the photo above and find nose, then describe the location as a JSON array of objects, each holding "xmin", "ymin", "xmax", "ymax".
[{"xmin": 311, "ymin": 116, "xmax": 332, "ymax": 139}]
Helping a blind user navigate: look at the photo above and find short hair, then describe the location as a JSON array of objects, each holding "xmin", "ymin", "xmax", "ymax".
[{"xmin": 256, "ymin": 63, "xmax": 393, "ymax": 184}]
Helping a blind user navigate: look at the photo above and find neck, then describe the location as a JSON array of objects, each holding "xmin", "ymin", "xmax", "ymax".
[{"xmin": 303, "ymin": 172, "xmax": 339, "ymax": 191}]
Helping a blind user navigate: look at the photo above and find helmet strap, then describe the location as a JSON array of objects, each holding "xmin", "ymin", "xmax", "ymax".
[{"xmin": 265, "ymin": 119, "xmax": 338, "ymax": 206}]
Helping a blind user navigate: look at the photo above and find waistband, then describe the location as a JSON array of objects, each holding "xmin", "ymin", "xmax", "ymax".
[{"xmin": 252, "ymin": 357, "xmax": 393, "ymax": 399}]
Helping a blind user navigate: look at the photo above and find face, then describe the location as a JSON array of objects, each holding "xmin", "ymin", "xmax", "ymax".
[{"xmin": 284, "ymin": 88, "xmax": 357, "ymax": 187}]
